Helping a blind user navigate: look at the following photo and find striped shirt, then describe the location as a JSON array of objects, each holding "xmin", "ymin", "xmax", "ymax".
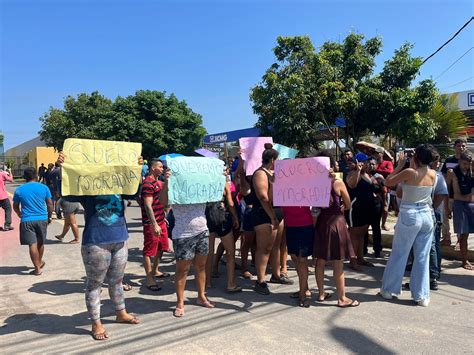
[{"xmin": 140, "ymin": 175, "xmax": 165, "ymax": 225}]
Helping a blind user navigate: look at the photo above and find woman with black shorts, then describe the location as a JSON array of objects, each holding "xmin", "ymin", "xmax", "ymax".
[
  {"xmin": 235, "ymin": 156, "xmax": 257, "ymax": 278},
  {"xmin": 251, "ymin": 143, "xmax": 292, "ymax": 295},
  {"xmin": 205, "ymin": 182, "xmax": 241, "ymax": 292},
  {"xmin": 346, "ymin": 153, "xmax": 377, "ymax": 270}
]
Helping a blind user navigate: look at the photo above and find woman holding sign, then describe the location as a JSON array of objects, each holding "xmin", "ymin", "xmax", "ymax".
[
  {"xmin": 57, "ymin": 151, "xmax": 142, "ymax": 341},
  {"xmin": 314, "ymin": 152, "xmax": 359, "ymax": 308},
  {"xmin": 250, "ymin": 144, "xmax": 293, "ymax": 295}
]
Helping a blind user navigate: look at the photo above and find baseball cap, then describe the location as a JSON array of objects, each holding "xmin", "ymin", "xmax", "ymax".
[{"xmin": 355, "ymin": 153, "xmax": 369, "ymax": 162}]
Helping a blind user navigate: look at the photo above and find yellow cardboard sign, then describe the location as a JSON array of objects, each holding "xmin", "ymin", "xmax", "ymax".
[{"xmin": 61, "ymin": 138, "xmax": 142, "ymax": 196}]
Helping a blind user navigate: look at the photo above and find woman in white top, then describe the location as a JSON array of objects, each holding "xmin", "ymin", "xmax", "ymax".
[{"xmin": 379, "ymin": 144, "xmax": 437, "ymax": 306}]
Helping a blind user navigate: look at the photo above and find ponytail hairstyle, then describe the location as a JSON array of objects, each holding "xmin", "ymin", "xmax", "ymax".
[{"xmin": 262, "ymin": 143, "xmax": 279, "ymax": 164}]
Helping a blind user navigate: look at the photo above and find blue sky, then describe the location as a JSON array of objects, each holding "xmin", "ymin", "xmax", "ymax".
[{"xmin": 1, "ymin": 0, "xmax": 473, "ymax": 149}]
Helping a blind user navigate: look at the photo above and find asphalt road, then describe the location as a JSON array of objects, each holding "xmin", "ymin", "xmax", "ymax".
[{"xmin": 0, "ymin": 184, "xmax": 473, "ymax": 354}]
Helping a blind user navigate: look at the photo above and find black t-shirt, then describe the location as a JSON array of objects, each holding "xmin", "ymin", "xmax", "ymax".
[{"xmin": 453, "ymin": 166, "xmax": 473, "ymax": 196}]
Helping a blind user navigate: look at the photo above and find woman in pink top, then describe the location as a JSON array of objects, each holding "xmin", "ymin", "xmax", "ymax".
[{"xmin": 282, "ymin": 206, "xmax": 314, "ymax": 307}]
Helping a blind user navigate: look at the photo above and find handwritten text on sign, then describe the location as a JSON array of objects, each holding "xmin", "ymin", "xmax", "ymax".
[
  {"xmin": 62, "ymin": 138, "xmax": 142, "ymax": 196},
  {"xmin": 166, "ymin": 156, "xmax": 226, "ymax": 204},
  {"xmin": 273, "ymin": 157, "xmax": 331, "ymax": 207}
]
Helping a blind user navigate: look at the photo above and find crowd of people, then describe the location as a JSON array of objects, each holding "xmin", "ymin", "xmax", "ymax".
[{"xmin": 1, "ymin": 138, "xmax": 472, "ymax": 341}]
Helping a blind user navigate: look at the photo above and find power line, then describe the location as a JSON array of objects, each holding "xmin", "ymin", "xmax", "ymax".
[
  {"xmin": 441, "ymin": 76, "xmax": 474, "ymax": 90},
  {"xmin": 423, "ymin": 17, "xmax": 473, "ymax": 64},
  {"xmin": 435, "ymin": 47, "xmax": 474, "ymax": 80}
]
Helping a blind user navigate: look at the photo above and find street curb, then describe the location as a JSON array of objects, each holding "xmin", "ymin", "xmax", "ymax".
[{"xmin": 379, "ymin": 234, "xmax": 474, "ymax": 262}]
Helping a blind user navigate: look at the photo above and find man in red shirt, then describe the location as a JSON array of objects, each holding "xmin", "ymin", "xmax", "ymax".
[
  {"xmin": 0, "ymin": 168, "xmax": 14, "ymax": 231},
  {"xmin": 374, "ymin": 147, "xmax": 394, "ymax": 178},
  {"xmin": 141, "ymin": 158, "xmax": 170, "ymax": 291}
]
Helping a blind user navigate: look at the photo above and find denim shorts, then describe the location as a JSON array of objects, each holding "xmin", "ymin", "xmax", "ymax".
[{"xmin": 173, "ymin": 231, "xmax": 209, "ymax": 261}]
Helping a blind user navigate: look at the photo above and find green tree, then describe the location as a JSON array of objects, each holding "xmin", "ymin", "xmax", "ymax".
[
  {"xmin": 426, "ymin": 93, "xmax": 468, "ymax": 144},
  {"xmin": 251, "ymin": 34, "xmax": 438, "ymax": 151},
  {"xmin": 39, "ymin": 90, "xmax": 206, "ymax": 158}
]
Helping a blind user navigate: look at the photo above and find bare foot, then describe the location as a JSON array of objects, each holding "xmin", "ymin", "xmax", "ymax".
[
  {"xmin": 337, "ymin": 297, "xmax": 360, "ymax": 308},
  {"xmin": 462, "ymin": 261, "xmax": 473, "ymax": 270},
  {"xmin": 242, "ymin": 271, "xmax": 253, "ymax": 279},
  {"xmin": 91, "ymin": 322, "xmax": 108, "ymax": 341},
  {"xmin": 116, "ymin": 312, "xmax": 140, "ymax": 324}
]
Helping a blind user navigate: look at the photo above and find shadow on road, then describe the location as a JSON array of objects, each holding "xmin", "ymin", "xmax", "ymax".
[
  {"xmin": 0, "ymin": 266, "xmax": 31, "ymax": 275},
  {"xmin": 330, "ymin": 326, "xmax": 396, "ymax": 354},
  {"xmin": 28, "ymin": 279, "xmax": 86, "ymax": 296}
]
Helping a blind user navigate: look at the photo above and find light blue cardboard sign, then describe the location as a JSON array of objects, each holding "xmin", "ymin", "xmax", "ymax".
[
  {"xmin": 274, "ymin": 143, "xmax": 299, "ymax": 159},
  {"xmin": 166, "ymin": 156, "xmax": 226, "ymax": 204}
]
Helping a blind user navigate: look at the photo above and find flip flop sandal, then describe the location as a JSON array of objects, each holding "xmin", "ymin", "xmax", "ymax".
[
  {"xmin": 155, "ymin": 272, "xmax": 170, "ymax": 278},
  {"xmin": 146, "ymin": 284, "xmax": 161, "ymax": 292},
  {"xmin": 337, "ymin": 300, "xmax": 360, "ymax": 308},
  {"xmin": 68, "ymin": 240, "xmax": 80, "ymax": 244},
  {"xmin": 298, "ymin": 297, "xmax": 311, "ymax": 308},
  {"xmin": 55, "ymin": 235, "xmax": 64, "ymax": 242},
  {"xmin": 92, "ymin": 331, "xmax": 109, "ymax": 341},
  {"xmin": 197, "ymin": 298, "xmax": 215, "ymax": 308},
  {"xmin": 317, "ymin": 292, "xmax": 332, "ymax": 302},
  {"xmin": 290, "ymin": 291, "xmax": 311, "ymax": 299},
  {"xmin": 29, "ymin": 270, "xmax": 42, "ymax": 276},
  {"xmin": 116, "ymin": 316, "xmax": 140, "ymax": 324},
  {"xmin": 173, "ymin": 308, "xmax": 185, "ymax": 318},
  {"xmin": 226, "ymin": 285, "xmax": 243, "ymax": 293}
]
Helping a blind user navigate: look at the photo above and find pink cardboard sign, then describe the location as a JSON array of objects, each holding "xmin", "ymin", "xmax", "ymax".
[
  {"xmin": 273, "ymin": 157, "xmax": 331, "ymax": 207},
  {"xmin": 239, "ymin": 137, "xmax": 273, "ymax": 175}
]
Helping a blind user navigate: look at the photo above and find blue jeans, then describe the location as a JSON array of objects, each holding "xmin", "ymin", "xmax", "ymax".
[
  {"xmin": 429, "ymin": 212, "xmax": 442, "ymax": 280},
  {"xmin": 381, "ymin": 204, "xmax": 434, "ymax": 301}
]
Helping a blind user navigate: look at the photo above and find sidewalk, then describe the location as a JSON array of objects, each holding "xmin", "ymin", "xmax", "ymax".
[
  {"xmin": 378, "ymin": 215, "xmax": 474, "ymax": 262},
  {"xmin": 0, "ymin": 186, "xmax": 473, "ymax": 354}
]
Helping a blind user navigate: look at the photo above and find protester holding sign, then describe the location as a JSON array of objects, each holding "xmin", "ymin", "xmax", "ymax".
[
  {"xmin": 313, "ymin": 152, "xmax": 359, "ymax": 308},
  {"xmin": 165, "ymin": 156, "xmax": 227, "ymax": 317},
  {"xmin": 282, "ymin": 205, "xmax": 313, "ymax": 307},
  {"xmin": 249, "ymin": 143, "xmax": 292, "ymax": 296},
  {"xmin": 57, "ymin": 142, "xmax": 143, "ymax": 341}
]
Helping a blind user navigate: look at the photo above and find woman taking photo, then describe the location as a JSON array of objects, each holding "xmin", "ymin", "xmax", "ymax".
[
  {"xmin": 345, "ymin": 153, "xmax": 377, "ymax": 270},
  {"xmin": 380, "ymin": 144, "xmax": 436, "ymax": 306},
  {"xmin": 250, "ymin": 143, "xmax": 292, "ymax": 295}
]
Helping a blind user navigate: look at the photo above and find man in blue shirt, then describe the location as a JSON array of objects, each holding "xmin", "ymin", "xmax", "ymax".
[{"xmin": 13, "ymin": 167, "xmax": 53, "ymax": 276}]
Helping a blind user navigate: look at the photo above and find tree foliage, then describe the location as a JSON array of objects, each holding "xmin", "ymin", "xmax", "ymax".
[
  {"xmin": 425, "ymin": 93, "xmax": 468, "ymax": 145},
  {"xmin": 39, "ymin": 90, "xmax": 206, "ymax": 158},
  {"xmin": 251, "ymin": 34, "xmax": 438, "ymax": 151}
]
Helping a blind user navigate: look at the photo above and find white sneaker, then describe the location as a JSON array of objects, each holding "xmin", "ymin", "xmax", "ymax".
[
  {"xmin": 379, "ymin": 290, "xmax": 393, "ymax": 300},
  {"xmin": 417, "ymin": 299, "xmax": 430, "ymax": 307}
]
